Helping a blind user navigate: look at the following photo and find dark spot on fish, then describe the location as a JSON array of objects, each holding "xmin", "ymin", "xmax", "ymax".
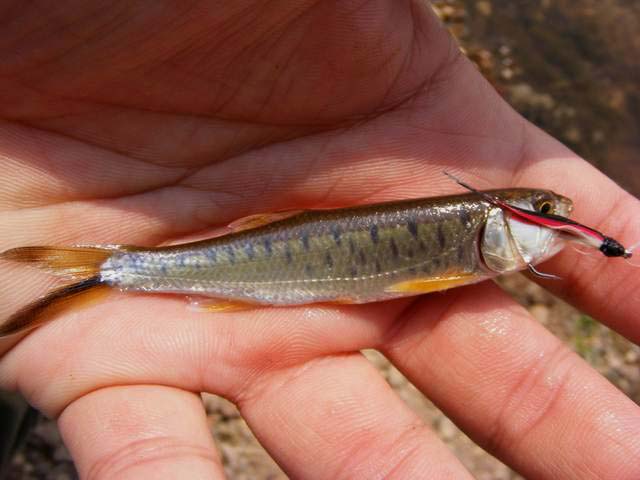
[
  {"xmin": 421, "ymin": 264, "xmax": 431, "ymax": 273},
  {"xmin": 408, "ymin": 267, "xmax": 417, "ymax": 274},
  {"xmin": 407, "ymin": 248, "xmax": 414, "ymax": 259},
  {"xmin": 358, "ymin": 249, "xmax": 366, "ymax": 266},
  {"xmin": 160, "ymin": 264, "xmax": 168, "ymax": 274},
  {"xmin": 460, "ymin": 209, "xmax": 472, "ymax": 228},
  {"xmin": 301, "ymin": 232, "xmax": 310, "ymax": 251},
  {"xmin": 349, "ymin": 238, "xmax": 356, "ymax": 256},
  {"xmin": 375, "ymin": 259, "xmax": 382, "ymax": 274},
  {"xmin": 437, "ymin": 224, "xmax": 446, "ymax": 250},
  {"xmin": 457, "ymin": 244, "xmax": 466, "ymax": 262},
  {"xmin": 285, "ymin": 243, "xmax": 292, "ymax": 264},
  {"xmin": 263, "ymin": 238, "xmax": 273, "ymax": 256},
  {"xmin": 205, "ymin": 249, "xmax": 217, "ymax": 262},
  {"xmin": 305, "ymin": 264, "xmax": 313, "ymax": 276},
  {"xmin": 244, "ymin": 242, "xmax": 255, "ymax": 260},
  {"xmin": 390, "ymin": 238, "xmax": 399, "ymax": 259},
  {"xmin": 350, "ymin": 265, "xmax": 358, "ymax": 277},
  {"xmin": 419, "ymin": 240, "xmax": 427, "ymax": 252},
  {"xmin": 332, "ymin": 226, "xmax": 342, "ymax": 245},
  {"xmin": 226, "ymin": 246, "xmax": 236, "ymax": 264},
  {"xmin": 178, "ymin": 254, "xmax": 186, "ymax": 267},
  {"xmin": 370, "ymin": 224, "xmax": 379, "ymax": 244},
  {"xmin": 407, "ymin": 219, "xmax": 419, "ymax": 238},
  {"xmin": 325, "ymin": 252, "xmax": 333, "ymax": 268}
]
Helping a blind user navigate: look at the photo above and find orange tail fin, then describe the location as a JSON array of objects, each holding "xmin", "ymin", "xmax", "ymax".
[
  {"xmin": 0, "ymin": 246, "xmax": 115, "ymax": 336},
  {"xmin": 1, "ymin": 246, "xmax": 114, "ymax": 278},
  {"xmin": 0, "ymin": 277, "xmax": 108, "ymax": 336}
]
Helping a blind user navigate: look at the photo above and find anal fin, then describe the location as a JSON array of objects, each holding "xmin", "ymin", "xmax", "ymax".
[
  {"xmin": 385, "ymin": 274, "xmax": 477, "ymax": 294},
  {"xmin": 187, "ymin": 297, "xmax": 259, "ymax": 313},
  {"xmin": 325, "ymin": 297, "xmax": 361, "ymax": 305}
]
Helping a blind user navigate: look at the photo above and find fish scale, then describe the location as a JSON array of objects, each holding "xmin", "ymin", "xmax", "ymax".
[{"xmin": 98, "ymin": 189, "xmax": 571, "ymax": 305}]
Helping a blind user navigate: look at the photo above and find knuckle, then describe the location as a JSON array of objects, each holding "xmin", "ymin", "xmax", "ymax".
[
  {"xmin": 484, "ymin": 343, "xmax": 575, "ymax": 455},
  {"xmin": 333, "ymin": 420, "xmax": 431, "ymax": 480},
  {"xmin": 86, "ymin": 436, "xmax": 217, "ymax": 480}
]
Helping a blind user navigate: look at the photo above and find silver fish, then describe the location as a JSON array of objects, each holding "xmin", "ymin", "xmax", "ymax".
[{"xmin": 0, "ymin": 189, "xmax": 572, "ymax": 336}]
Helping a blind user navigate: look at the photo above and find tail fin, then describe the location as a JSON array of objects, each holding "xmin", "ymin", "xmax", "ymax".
[
  {"xmin": 0, "ymin": 246, "xmax": 114, "ymax": 336},
  {"xmin": 0, "ymin": 277, "xmax": 107, "ymax": 336},
  {"xmin": 1, "ymin": 246, "xmax": 114, "ymax": 278}
]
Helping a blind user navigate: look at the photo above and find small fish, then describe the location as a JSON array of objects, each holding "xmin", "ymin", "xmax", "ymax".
[{"xmin": 0, "ymin": 184, "xmax": 629, "ymax": 337}]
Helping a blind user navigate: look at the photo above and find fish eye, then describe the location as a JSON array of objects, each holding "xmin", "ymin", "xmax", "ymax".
[{"xmin": 537, "ymin": 201, "xmax": 553, "ymax": 214}]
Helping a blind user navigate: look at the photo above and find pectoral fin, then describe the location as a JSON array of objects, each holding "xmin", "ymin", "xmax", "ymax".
[{"xmin": 385, "ymin": 275, "xmax": 477, "ymax": 294}]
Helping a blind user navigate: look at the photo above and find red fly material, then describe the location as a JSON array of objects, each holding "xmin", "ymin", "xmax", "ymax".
[{"xmin": 444, "ymin": 172, "xmax": 633, "ymax": 260}]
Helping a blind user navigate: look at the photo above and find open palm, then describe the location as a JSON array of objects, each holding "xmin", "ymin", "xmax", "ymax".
[{"xmin": 1, "ymin": 2, "xmax": 640, "ymax": 479}]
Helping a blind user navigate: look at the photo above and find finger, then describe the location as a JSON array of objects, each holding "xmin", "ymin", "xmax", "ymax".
[
  {"xmin": 512, "ymin": 128, "xmax": 640, "ymax": 342},
  {"xmin": 0, "ymin": 294, "xmax": 472, "ymax": 478},
  {"xmin": 58, "ymin": 385, "xmax": 223, "ymax": 480},
  {"xmin": 237, "ymin": 353, "xmax": 472, "ymax": 479},
  {"xmin": 382, "ymin": 282, "xmax": 640, "ymax": 480},
  {"xmin": 0, "ymin": 293, "xmax": 406, "ymax": 415}
]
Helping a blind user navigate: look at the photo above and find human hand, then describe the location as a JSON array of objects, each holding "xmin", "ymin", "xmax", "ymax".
[{"xmin": 1, "ymin": 1, "xmax": 639, "ymax": 478}]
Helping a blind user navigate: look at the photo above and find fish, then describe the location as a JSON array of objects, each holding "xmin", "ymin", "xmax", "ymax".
[{"xmin": 0, "ymin": 188, "xmax": 576, "ymax": 337}]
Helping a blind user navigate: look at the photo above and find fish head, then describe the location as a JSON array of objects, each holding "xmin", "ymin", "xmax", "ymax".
[{"xmin": 480, "ymin": 189, "xmax": 573, "ymax": 274}]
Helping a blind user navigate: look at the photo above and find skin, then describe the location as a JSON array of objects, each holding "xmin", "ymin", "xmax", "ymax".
[{"xmin": 0, "ymin": 1, "xmax": 639, "ymax": 478}]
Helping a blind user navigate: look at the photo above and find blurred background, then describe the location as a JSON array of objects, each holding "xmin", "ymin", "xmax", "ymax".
[{"xmin": 6, "ymin": 1, "xmax": 640, "ymax": 478}]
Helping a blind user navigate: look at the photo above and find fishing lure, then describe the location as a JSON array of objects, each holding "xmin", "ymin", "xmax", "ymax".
[{"xmin": 444, "ymin": 172, "xmax": 632, "ymax": 260}]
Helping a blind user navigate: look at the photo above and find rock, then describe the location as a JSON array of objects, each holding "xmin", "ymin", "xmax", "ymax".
[
  {"xmin": 499, "ymin": 45, "xmax": 512, "ymax": 56},
  {"xmin": 386, "ymin": 366, "xmax": 407, "ymax": 388},
  {"xmin": 202, "ymin": 393, "xmax": 239, "ymax": 419},
  {"xmin": 437, "ymin": 416, "xmax": 458, "ymax": 441},
  {"xmin": 606, "ymin": 352, "xmax": 623, "ymax": 370},
  {"xmin": 625, "ymin": 349, "xmax": 639, "ymax": 363},
  {"xmin": 476, "ymin": 1, "xmax": 492, "ymax": 16},
  {"xmin": 529, "ymin": 304, "xmax": 550, "ymax": 324},
  {"xmin": 509, "ymin": 83, "xmax": 555, "ymax": 110},
  {"xmin": 500, "ymin": 68, "xmax": 515, "ymax": 80},
  {"xmin": 565, "ymin": 126, "xmax": 582, "ymax": 143},
  {"xmin": 52, "ymin": 445, "xmax": 72, "ymax": 463}
]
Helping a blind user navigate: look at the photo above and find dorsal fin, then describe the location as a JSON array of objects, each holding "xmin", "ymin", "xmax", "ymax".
[{"xmin": 226, "ymin": 210, "xmax": 304, "ymax": 233}]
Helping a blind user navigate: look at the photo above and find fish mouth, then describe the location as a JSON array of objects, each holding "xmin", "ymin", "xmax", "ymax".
[{"xmin": 555, "ymin": 194, "xmax": 574, "ymax": 217}]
